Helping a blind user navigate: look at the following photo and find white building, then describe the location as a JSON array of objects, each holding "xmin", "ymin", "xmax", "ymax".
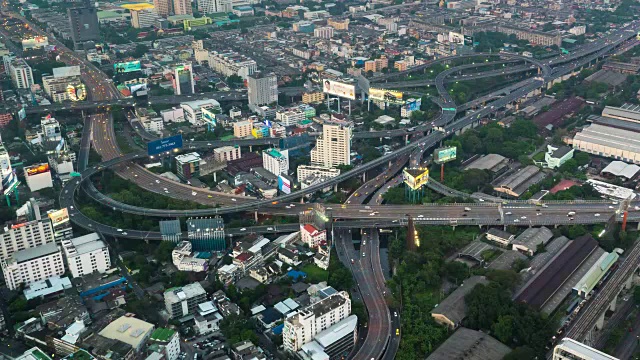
[
  {"xmin": 213, "ymin": 146, "xmax": 241, "ymax": 163},
  {"xmin": 24, "ymin": 163, "xmax": 53, "ymax": 192},
  {"xmin": 161, "ymin": 107, "xmax": 185, "ymax": 123},
  {"xmin": 8, "ymin": 59, "xmax": 34, "ymax": 89},
  {"xmin": 171, "ymin": 241, "xmax": 208, "ymax": 272},
  {"xmin": 181, "ymin": 99, "xmax": 221, "ymax": 126},
  {"xmin": 300, "ymin": 224, "xmax": 327, "ymax": 248},
  {"xmin": 131, "ymin": 8, "xmax": 160, "ymax": 28},
  {"xmin": 276, "ymin": 109, "xmax": 305, "ymax": 126},
  {"xmin": 198, "ymin": 0, "xmax": 232, "ymax": 13},
  {"xmin": 544, "ymin": 145, "xmax": 574, "ymax": 169},
  {"xmin": 310, "ymin": 124, "xmax": 352, "ymax": 167},
  {"xmin": 553, "ymin": 338, "xmax": 618, "ymax": 360},
  {"xmin": 297, "ymin": 315, "xmax": 358, "ymax": 360},
  {"xmin": 164, "ymin": 283, "xmax": 208, "ymax": 318},
  {"xmin": 204, "ymin": 50, "xmax": 257, "ymax": 79},
  {"xmin": 61, "ymin": 233, "xmax": 111, "ymax": 278},
  {"xmin": 41, "ymin": 117, "xmax": 62, "ymax": 143},
  {"xmin": 262, "ymin": 149, "xmax": 289, "ymax": 176},
  {"xmin": 283, "ymin": 291, "xmax": 351, "ymax": 353},
  {"xmin": 149, "ymin": 328, "xmax": 180, "ymax": 360},
  {"xmin": 1, "ymin": 242, "xmax": 65, "ymax": 290},
  {"xmin": 0, "ymin": 219, "xmax": 55, "ymax": 261},
  {"xmin": 99, "ymin": 315, "xmax": 154, "ymax": 352},
  {"xmin": 314, "ymin": 26, "xmax": 333, "ymax": 39},
  {"xmin": 247, "ymin": 72, "xmax": 278, "ymax": 109},
  {"xmin": 569, "ymin": 26, "xmax": 586, "ymax": 36},
  {"xmin": 193, "ymin": 301, "xmax": 223, "ymax": 335}
]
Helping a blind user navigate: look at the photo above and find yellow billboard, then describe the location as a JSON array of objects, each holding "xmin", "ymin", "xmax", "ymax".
[
  {"xmin": 48, "ymin": 208, "xmax": 69, "ymax": 227},
  {"xmin": 403, "ymin": 168, "xmax": 429, "ymax": 190},
  {"xmin": 369, "ymin": 88, "xmax": 403, "ymax": 104}
]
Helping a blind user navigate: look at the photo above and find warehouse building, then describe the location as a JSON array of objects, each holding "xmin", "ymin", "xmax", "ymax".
[
  {"xmin": 493, "ymin": 165, "xmax": 546, "ymax": 197},
  {"xmin": 426, "ymin": 327, "xmax": 511, "ymax": 360},
  {"xmin": 514, "ymin": 235, "xmax": 598, "ymax": 310},
  {"xmin": 511, "ymin": 226, "xmax": 553, "ymax": 256},
  {"xmin": 431, "ymin": 276, "xmax": 488, "ymax": 329},
  {"xmin": 464, "ymin": 154, "xmax": 509, "ymax": 175},
  {"xmin": 573, "ymin": 250, "xmax": 620, "ymax": 298}
]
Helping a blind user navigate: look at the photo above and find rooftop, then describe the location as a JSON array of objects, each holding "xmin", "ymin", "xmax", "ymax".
[
  {"xmin": 16, "ymin": 348, "xmax": 52, "ymax": 360},
  {"xmin": 601, "ymin": 161, "xmax": 640, "ymax": 179},
  {"xmin": 150, "ymin": 328, "xmax": 176, "ymax": 342},
  {"xmin": 465, "ymin": 154, "xmax": 507, "ymax": 172},
  {"xmin": 314, "ymin": 315, "xmax": 357, "ymax": 348},
  {"xmin": 164, "ymin": 283, "xmax": 206, "ymax": 303},
  {"xmin": 430, "ymin": 276, "xmax": 488, "ymax": 325},
  {"xmin": 24, "ymin": 275, "xmax": 72, "ymax": 300},
  {"xmin": 555, "ymin": 338, "xmax": 619, "ymax": 360},
  {"xmin": 426, "ymin": 327, "xmax": 511, "ymax": 360},
  {"xmin": 98, "ymin": 315, "xmax": 155, "ymax": 349},
  {"xmin": 13, "ymin": 242, "xmax": 59, "ymax": 263},
  {"xmin": 63, "ymin": 233, "xmax": 106, "ymax": 256},
  {"xmin": 175, "ymin": 152, "xmax": 201, "ymax": 164},
  {"xmin": 159, "ymin": 219, "xmax": 181, "ymax": 235},
  {"xmin": 512, "ymin": 227, "xmax": 553, "ymax": 251}
]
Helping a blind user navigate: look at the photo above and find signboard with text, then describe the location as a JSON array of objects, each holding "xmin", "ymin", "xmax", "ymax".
[
  {"xmin": 114, "ymin": 61, "xmax": 142, "ymax": 73},
  {"xmin": 323, "ymin": 79, "xmax": 356, "ymax": 100},
  {"xmin": 147, "ymin": 134, "xmax": 183, "ymax": 156},
  {"xmin": 48, "ymin": 208, "xmax": 70, "ymax": 227},
  {"xmin": 434, "ymin": 146, "xmax": 457, "ymax": 164},
  {"xmin": 278, "ymin": 175, "xmax": 291, "ymax": 194}
]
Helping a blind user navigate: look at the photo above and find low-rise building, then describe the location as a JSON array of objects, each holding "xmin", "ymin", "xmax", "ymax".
[
  {"xmin": 175, "ymin": 152, "xmax": 201, "ymax": 180},
  {"xmin": 148, "ymin": 328, "xmax": 180, "ymax": 360},
  {"xmin": 98, "ymin": 315, "xmax": 154, "ymax": 352},
  {"xmin": 485, "ymin": 228, "xmax": 515, "ymax": 247},
  {"xmin": 553, "ymin": 338, "xmax": 618, "ymax": 360},
  {"xmin": 544, "ymin": 145, "xmax": 574, "ymax": 169},
  {"xmin": 430, "ymin": 276, "xmax": 488, "ymax": 329},
  {"xmin": 233, "ymin": 120, "xmax": 253, "ymax": 138},
  {"xmin": 512, "ymin": 227, "xmax": 553, "ymax": 256},
  {"xmin": 213, "ymin": 146, "xmax": 241, "ymax": 163},
  {"xmin": 300, "ymin": 224, "xmax": 326, "ymax": 248},
  {"xmin": 164, "ymin": 282, "xmax": 207, "ymax": 318},
  {"xmin": 193, "ymin": 301, "xmax": 223, "ymax": 335}
]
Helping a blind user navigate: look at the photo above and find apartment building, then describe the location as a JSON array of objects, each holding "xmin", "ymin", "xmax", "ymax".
[
  {"xmin": 213, "ymin": 146, "xmax": 241, "ymax": 163},
  {"xmin": 314, "ymin": 26, "xmax": 333, "ymax": 39},
  {"xmin": 61, "ymin": 233, "xmax": 111, "ymax": 278},
  {"xmin": 327, "ymin": 18, "xmax": 349, "ymax": 30},
  {"xmin": 2, "ymin": 242, "xmax": 65, "ymax": 290},
  {"xmin": 276, "ymin": 109, "xmax": 305, "ymax": 126},
  {"xmin": 302, "ymin": 91, "xmax": 325, "ymax": 104},
  {"xmin": 205, "ymin": 50, "xmax": 257, "ymax": 79},
  {"xmin": 247, "ymin": 72, "xmax": 278, "ymax": 109},
  {"xmin": 233, "ymin": 120, "xmax": 253, "ymax": 138},
  {"xmin": 164, "ymin": 283, "xmax": 208, "ymax": 318},
  {"xmin": 180, "ymin": 99, "xmax": 221, "ymax": 125},
  {"xmin": 1, "ymin": 219, "xmax": 55, "ymax": 261},
  {"xmin": 310, "ymin": 124, "xmax": 352, "ymax": 167},
  {"xmin": 283, "ymin": 291, "xmax": 351, "ymax": 353},
  {"xmin": 493, "ymin": 25, "xmax": 562, "ymax": 46},
  {"xmin": 153, "ymin": 0, "xmax": 172, "ymax": 17},
  {"xmin": 131, "ymin": 8, "xmax": 160, "ymax": 28},
  {"xmin": 173, "ymin": 0, "xmax": 192, "ymax": 15},
  {"xmin": 9, "ymin": 59, "xmax": 34, "ymax": 89},
  {"xmin": 263, "ymin": 149, "xmax": 289, "ymax": 176},
  {"xmin": 297, "ymin": 165, "xmax": 340, "ymax": 183},
  {"xmin": 149, "ymin": 328, "xmax": 180, "ymax": 360},
  {"xmin": 300, "ymin": 224, "xmax": 326, "ymax": 248}
]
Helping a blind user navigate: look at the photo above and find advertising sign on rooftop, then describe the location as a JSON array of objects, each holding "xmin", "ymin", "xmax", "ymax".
[
  {"xmin": 369, "ymin": 88, "xmax": 403, "ymax": 104},
  {"xmin": 147, "ymin": 134, "xmax": 183, "ymax": 156},
  {"xmin": 323, "ymin": 79, "xmax": 355, "ymax": 100},
  {"xmin": 25, "ymin": 163, "xmax": 50, "ymax": 176},
  {"xmin": 114, "ymin": 60, "xmax": 142, "ymax": 73},
  {"xmin": 48, "ymin": 208, "xmax": 70, "ymax": 227}
]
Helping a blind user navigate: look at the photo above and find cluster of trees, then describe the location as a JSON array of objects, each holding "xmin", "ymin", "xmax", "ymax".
[
  {"xmin": 387, "ymin": 226, "xmax": 479, "ymax": 359},
  {"xmin": 220, "ymin": 314, "xmax": 259, "ymax": 345},
  {"xmin": 457, "ymin": 120, "xmax": 542, "ymax": 159}
]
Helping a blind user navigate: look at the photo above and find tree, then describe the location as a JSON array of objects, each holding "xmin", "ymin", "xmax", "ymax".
[
  {"xmin": 493, "ymin": 315, "xmax": 515, "ymax": 343},
  {"xmin": 154, "ymin": 241, "xmax": 175, "ymax": 263},
  {"xmin": 132, "ymin": 44, "xmax": 149, "ymax": 58},
  {"xmin": 634, "ymin": 286, "xmax": 640, "ymax": 305},
  {"xmin": 574, "ymin": 152, "xmax": 590, "ymax": 166},
  {"xmin": 503, "ymin": 346, "xmax": 536, "ymax": 360},
  {"xmin": 558, "ymin": 159, "xmax": 578, "ymax": 173}
]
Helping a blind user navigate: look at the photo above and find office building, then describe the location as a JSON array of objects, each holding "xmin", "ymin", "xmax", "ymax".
[
  {"xmin": 172, "ymin": 0, "xmax": 192, "ymax": 15},
  {"xmin": 298, "ymin": 315, "xmax": 358, "ymax": 360},
  {"xmin": 153, "ymin": 0, "xmax": 172, "ymax": 16},
  {"xmin": 24, "ymin": 163, "xmax": 54, "ymax": 192},
  {"xmin": 131, "ymin": 8, "xmax": 160, "ymax": 28},
  {"xmin": 553, "ymin": 338, "xmax": 619, "ymax": 360},
  {"xmin": 99, "ymin": 315, "xmax": 154, "ymax": 352},
  {"xmin": 67, "ymin": 0, "xmax": 101, "ymax": 49},
  {"xmin": 1, "ymin": 242, "xmax": 65, "ymax": 290},
  {"xmin": 262, "ymin": 149, "xmax": 289, "ymax": 176},
  {"xmin": 311, "ymin": 124, "xmax": 352, "ymax": 167},
  {"xmin": 42, "ymin": 66, "xmax": 82, "ymax": 103},
  {"xmin": 297, "ymin": 165, "xmax": 340, "ymax": 183},
  {"xmin": 173, "ymin": 63, "xmax": 194, "ymax": 95},
  {"xmin": 283, "ymin": 291, "xmax": 351, "ymax": 353},
  {"xmin": 197, "ymin": 0, "xmax": 232, "ymax": 13},
  {"xmin": 164, "ymin": 282, "xmax": 208, "ymax": 318},
  {"xmin": 41, "ymin": 116, "xmax": 63, "ymax": 143},
  {"xmin": 175, "ymin": 152, "xmax": 201, "ymax": 180},
  {"xmin": 233, "ymin": 119, "xmax": 253, "ymax": 138},
  {"xmin": 61, "ymin": 233, "xmax": 111, "ymax": 278},
  {"xmin": 213, "ymin": 146, "xmax": 241, "ymax": 163},
  {"xmin": 276, "ymin": 109, "xmax": 305, "ymax": 126},
  {"xmin": 186, "ymin": 217, "xmax": 226, "ymax": 251},
  {"xmin": 247, "ymin": 72, "xmax": 278, "ymax": 110},
  {"xmin": 0, "ymin": 219, "xmax": 55, "ymax": 261},
  {"xmin": 8, "ymin": 59, "xmax": 34, "ymax": 89},
  {"xmin": 180, "ymin": 99, "xmax": 221, "ymax": 125},
  {"xmin": 149, "ymin": 328, "xmax": 180, "ymax": 360}
]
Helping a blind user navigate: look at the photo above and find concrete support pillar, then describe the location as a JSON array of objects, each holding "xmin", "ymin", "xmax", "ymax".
[
  {"xmin": 145, "ymin": 239, "xmax": 149, "ymax": 245},
  {"xmin": 609, "ymin": 296, "xmax": 617, "ymax": 312},
  {"xmin": 213, "ymin": 171, "xmax": 217, "ymax": 182},
  {"xmin": 596, "ymin": 313, "xmax": 605, "ymax": 330},
  {"xmin": 249, "ymin": 145, "xmax": 253, "ymax": 152},
  {"xmin": 254, "ymin": 211, "xmax": 258, "ymax": 222},
  {"xmin": 334, "ymin": 184, "xmax": 338, "ymax": 192},
  {"xmin": 405, "ymin": 134, "xmax": 409, "ymax": 145},
  {"xmin": 362, "ymin": 173, "xmax": 366, "ymax": 182},
  {"xmin": 300, "ymin": 197, "xmax": 304, "ymax": 204}
]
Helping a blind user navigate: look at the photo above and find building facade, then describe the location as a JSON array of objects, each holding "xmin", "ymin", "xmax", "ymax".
[
  {"xmin": 131, "ymin": 8, "xmax": 160, "ymax": 28},
  {"xmin": 61, "ymin": 233, "xmax": 111, "ymax": 278},
  {"xmin": 310, "ymin": 124, "xmax": 352, "ymax": 167},
  {"xmin": 233, "ymin": 120, "xmax": 253, "ymax": 138},
  {"xmin": 1, "ymin": 243, "xmax": 65, "ymax": 290},
  {"xmin": 67, "ymin": 1, "xmax": 101, "ymax": 49},
  {"xmin": 247, "ymin": 72, "xmax": 278, "ymax": 109},
  {"xmin": 300, "ymin": 224, "xmax": 326, "ymax": 248},
  {"xmin": 164, "ymin": 283, "xmax": 208, "ymax": 318},
  {"xmin": 153, "ymin": 0, "xmax": 172, "ymax": 17},
  {"xmin": 0, "ymin": 219, "xmax": 55, "ymax": 261},
  {"xmin": 213, "ymin": 146, "xmax": 241, "ymax": 163},
  {"xmin": 262, "ymin": 149, "xmax": 289, "ymax": 176},
  {"xmin": 9, "ymin": 59, "xmax": 34, "ymax": 89}
]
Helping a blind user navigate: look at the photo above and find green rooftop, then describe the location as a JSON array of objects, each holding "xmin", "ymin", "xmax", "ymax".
[
  {"xmin": 151, "ymin": 328, "xmax": 176, "ymax": 342},
  {"xmin": 31, "ymin": 349, "xmax": 51, "ymax": 360},
  {"xmin": 265, "ymin": 148, "xmax": 284, "ymax": 158},
  {"xmin": 64, "ymin": 350, "xmax": 94, "ymax": 360}
]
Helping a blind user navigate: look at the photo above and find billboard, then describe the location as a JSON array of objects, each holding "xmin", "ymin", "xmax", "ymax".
[
  {"xmin": 202, "ymin": 107, "xmax": 217, "ymax": 127},
  {"xmin": 18, "ymin": 108, "xmax": 26, "ymax": 120},
  {"xmin": 449, "ymin": 31, "xmax": 464, "ymax": 44},
  {"xmin": 48, "ymin": 208, "xmax": 70, "ymax": 227},
  {"xmin": 434, "ymin": 146, "xmax": 457, "ymax": 164},
  {"xmin": 147, "ymin": 134, "xmax": 183, "ymax": 156},
  {"xmin": 25, "ymin": 163, "xmax": 50, "ymax": 176},
  {"xmin": 2, "ymin": 171, "xmax": 18, "ymax": 195},
  {"xmin": 278, "ymin": 175, "xmax": 292, "ymax": 194},
  {"xmin": 464, "ymin": 35, "xmax": 474, "ymax": 46},
  {"xmin": 114, "ymin": 61, "xmax": 142, "ymax": 73},
  {"xmin": 22, "ymin": 36, "xmax": 48, "ymax": 50},
  {"xmin": 128, "ymin": 83, "xmax": 147, "ymax": 94},
  {"xmin": 323, "ymin": 79, "xmax": 355, "ymax": 100},
  {"xmin": 403, "ymin": 168, "xmax": 429, "ymax": 190},
  {"xmin": 403, "ymin": 98, "xmax": 422, "ymax": 113},
  {"xmin": 369, "ymin": 88, "xmax": 403, "ymax": 104}
]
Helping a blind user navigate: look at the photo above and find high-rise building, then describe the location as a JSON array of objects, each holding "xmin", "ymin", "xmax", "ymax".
[
  {"xmin": 310, "ymin": 124, "xmax": 352, "ymax": 167},
  {"xmin": 149, "ymin": 328, "xmax": 180, "ymax": 360},
  {"xmin": 153, "ymin": 0, "xmax": 172, "ymax": 17},
  {"xmin": 173, "ymin": 0, "xmax": 192, "ymax": 15},
  {"xmin": 174, "ymin": 63, "xmax": 195, "ymax": 95},
  {"xmin": 131, "ymin": 8, "xmax": 160, "ymax": 28},
  {"xmin": 47, "ymin": 208, "xmax": 74, "ymax": 242},
  {"xmin": 297, "ymin": 315, "xmax": 358, "ymax": 360},
  {"xmin": 247, "ymin": 72, "xmax": 278, "ymax": 110},
  {"xmin": 1, "ymin": 242, "xmax": 65, "ymax": 290},
  {"xmin": 262, "ymin": 149, "xmax": 289, "ymax": 176},
  {"xmin": 197, "ymin": 0, "xmax": 232, "ymax": 13},
  {"xmin": 0, "ymin": 219, "xmax": 55, "ymax": 261},
  {"xmin": 283, "ymin": 291, "xmax": 351, "ymax": 353},
  {"xmin": 8, "ymin": 59, "xmax": 34, "ymax": 89},
  {"xmin": 67, "ymin": 0, "xmax": 100, "ymax": 50},
  {"xmin": 553, "ymin": 338, "xmax": 619, "ymax": 360},
  {"xmin": 313, "ymin": 26, "xmax": 333, "ymax": 39},
  {"xmin": 164, "ymin": 283, "xmax": 207, "ymax": 318},
  {"xmin": 61, "ymin": 233, "xmax": 111, "ymax": 278},
  {"xmin": 0, "ymin": 141, "xmax": 13, "ymax": 190}
]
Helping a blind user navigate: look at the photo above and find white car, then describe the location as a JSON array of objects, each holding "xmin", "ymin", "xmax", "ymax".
[
  {"xmin": 514, "ymin": 219, "xmax": 520, "ymax": 223},
  {"xmin": 240, "ymin": 228, "xmax": 246, "ymax": 231},
  {"xmin": 192, "ymin": 191, "xmax": 197, "ymax": 196},
  {"xmin": 117, "ymin": 228, "xmax": 123, "ymax": 232},
  {"xmin": 521, "ymin": 216, "xmax": 527, "ymax": 219},
  {"xmin": 594, "ymin": 213, "xmax": 601, "ymax": 217},
  {"xmin": 418, "ymin": 215, "xmax": 424, "ymax": 218},
  {"xmin": 267, "ymin": 227, "xmax": 274, "ymax": 231},
  {"xmin": 232, "ymin": 198, "xmax": 237, "ymax": 202}
]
